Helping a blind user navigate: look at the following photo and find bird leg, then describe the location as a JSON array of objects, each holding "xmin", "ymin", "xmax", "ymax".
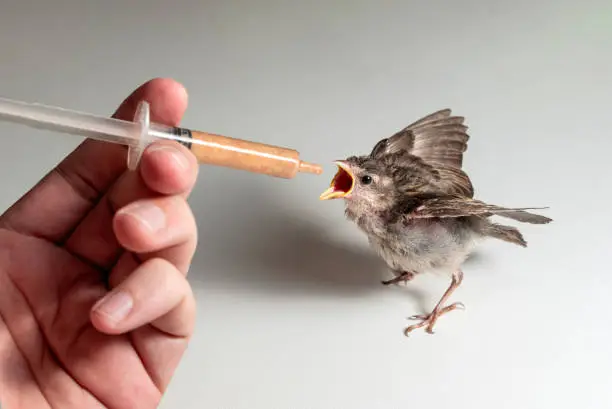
[
  {"xmin": 404, "ymin": 270, "xmax": 465, "ymax": 336},
  {"xmin": 382, "ymin": 271, "xmax": 415, "ymax": 285}
]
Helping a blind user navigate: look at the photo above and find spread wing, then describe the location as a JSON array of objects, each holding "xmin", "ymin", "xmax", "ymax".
[
  {"xmin": 370, "ymin": 109, "xmax": 474, "ymax": 197},
  {"xmin": 409, "ymin": 196, "xmax": 552, "ymax": 224},
  {"xmin": 429, "ymin": 162, "xmax": 474, "ymax": 198}
]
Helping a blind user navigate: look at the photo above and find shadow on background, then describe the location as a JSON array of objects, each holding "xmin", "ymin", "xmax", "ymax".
[{"xmin": 191, "ymin": 206, "xmax": 388, "ymax": 297}]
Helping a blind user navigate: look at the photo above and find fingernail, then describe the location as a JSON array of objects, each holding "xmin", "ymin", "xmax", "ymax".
[
  {"xmin": 119, "ymin": 201, "xmax": 166, "ymax": 232},
  {"xmin": 148, "ymin": 144, "xmax": 189, "ymax": 170},
  {"xmin": 93, "ymin": 291, "xmax": 133, "ymax": 323}
]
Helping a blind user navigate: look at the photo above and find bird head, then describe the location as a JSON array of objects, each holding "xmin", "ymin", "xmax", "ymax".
[{"xmin": 319, "ymin": 155, "xmax": 400, "ymax": 212}]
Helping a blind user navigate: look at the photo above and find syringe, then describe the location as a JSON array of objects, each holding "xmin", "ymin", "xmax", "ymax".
[{"xmin": 0, "ymin": 96, "xmax": 323, "ymax": 178}]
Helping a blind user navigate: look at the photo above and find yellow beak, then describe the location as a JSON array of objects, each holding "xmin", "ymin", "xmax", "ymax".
[{"xmin": 319, "ymin": 161, "xmax": 355, "ymax": 200}]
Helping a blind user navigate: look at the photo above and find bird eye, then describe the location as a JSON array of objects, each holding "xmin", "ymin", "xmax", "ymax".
[{"xmin": 360, "ymin": 175, "xmax": 373, "ymax": 185}]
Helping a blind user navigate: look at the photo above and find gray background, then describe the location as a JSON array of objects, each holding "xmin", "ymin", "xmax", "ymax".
[{"xmin": 0, "ymin": 1, "xmax": 610, "ymax": 408}]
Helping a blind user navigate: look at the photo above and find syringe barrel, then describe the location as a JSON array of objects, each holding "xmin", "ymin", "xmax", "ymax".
[
  {"xmin": 190, "ymin": 130, "xmax": 301, "ymax": 178},
  {"xmin": 150, "ymin": 124, "xmax": 322, "ymax": 179}
]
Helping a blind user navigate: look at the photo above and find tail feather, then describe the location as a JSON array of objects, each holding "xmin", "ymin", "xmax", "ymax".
[{"xmin": 481, "ymin": 222, "xmax": 528, "ymax": 247}]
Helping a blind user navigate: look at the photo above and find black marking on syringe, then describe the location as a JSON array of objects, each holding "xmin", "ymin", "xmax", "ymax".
[{"xmin": 169, "ymin": 127, "xmax": 193, "ymax": 150}]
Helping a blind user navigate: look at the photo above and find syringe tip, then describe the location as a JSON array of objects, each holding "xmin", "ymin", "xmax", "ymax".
[{"xmin": 298, "ymin": 160, "xmax": 323, "ymax": 175}]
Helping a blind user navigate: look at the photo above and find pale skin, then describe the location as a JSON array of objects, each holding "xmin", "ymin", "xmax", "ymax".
[
  {"xmin": 0, "ymin": 78, "xmax": 199, "ymax": 408},
  {"xmin": 381, "ymin": 270, "xmax": 465, "ymax": 335}
]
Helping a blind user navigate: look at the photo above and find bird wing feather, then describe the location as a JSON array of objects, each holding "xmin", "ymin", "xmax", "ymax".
[
  {"xmin": 370, "ymin": 109, "xmax": 474, "ymax": 197},
  {"xmin": 428, "ymin": 163, "xmax": 474, "ymax": 198},
  {"xmin": 409, "ymin": 196, "xmax": 552, "ymax": 224},
  {"xmin": 371, "ymin": 109, "xmax": 469, "ymax": 169}
]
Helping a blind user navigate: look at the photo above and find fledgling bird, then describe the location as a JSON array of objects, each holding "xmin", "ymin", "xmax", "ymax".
[{"xmin": 319, "ymin": 109, "xmax": 552, "ymax": 336}]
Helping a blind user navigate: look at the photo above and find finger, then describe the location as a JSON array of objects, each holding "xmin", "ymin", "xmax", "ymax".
[
  {"xmin": 63, "ymin": 139, "xmax": 198, "ymax": 270},
  {"xmin": 90, "ymin": 257, "xmax": 195, "ymax": 337},
  {"xmin": 139, "ymin": 140, "xmax": 199, "ymax": 196},
  {"xmin": 91, "ymin": 254, "xmax": 194, "ymax": 393},
  {"xmin": 0, "ymin": 78, "xmax": 188, "ymax": 243},
  {"xmin": 112, "ymin": 195, "xmax": 197, "ymax": 274}
]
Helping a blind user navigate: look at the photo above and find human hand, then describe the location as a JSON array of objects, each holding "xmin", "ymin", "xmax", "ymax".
[{"xmin": 0, "ymin": 78, "xmax": 199, "ymax": 408}]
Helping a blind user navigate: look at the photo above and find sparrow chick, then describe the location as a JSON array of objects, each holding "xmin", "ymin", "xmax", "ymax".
[{"xmin": 319, "ymin": 109, "xmax": 552, "ymax": 336}]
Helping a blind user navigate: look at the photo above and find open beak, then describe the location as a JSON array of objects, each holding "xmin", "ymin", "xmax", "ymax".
[{"xmin": 319, "ymin": 160, "xmax": 355, "ymax": 200}]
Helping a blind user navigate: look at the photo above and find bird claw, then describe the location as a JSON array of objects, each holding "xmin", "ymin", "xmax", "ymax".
[{"xmin": 404, "ymin": 302, "xmax": 465, "ymax": 336}]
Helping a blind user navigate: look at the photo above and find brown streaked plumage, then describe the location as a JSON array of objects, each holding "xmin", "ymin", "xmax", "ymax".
[{"xmin": 319, "ymin": 109, "xmax": 552, "ymax": 336}]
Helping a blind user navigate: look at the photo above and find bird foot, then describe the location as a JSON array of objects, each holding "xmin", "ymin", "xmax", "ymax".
[
  {"xmin": 404, "ymin": 302, "xmax": 465, "ymax": 336},
  {"xmin": 382, "ymin": 271, "xmax": 414, "ymax": 286}
]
